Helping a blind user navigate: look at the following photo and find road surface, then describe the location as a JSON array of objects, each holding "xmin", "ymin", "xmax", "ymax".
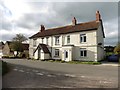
[{"xmin": 2, "ymin": 59, "xmax": 118, "ymax": 88}]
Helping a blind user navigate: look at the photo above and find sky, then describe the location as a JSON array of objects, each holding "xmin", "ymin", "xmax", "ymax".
[{"xmin": 0, "ymin": 0, "xmax": 119, "ymax": 46}]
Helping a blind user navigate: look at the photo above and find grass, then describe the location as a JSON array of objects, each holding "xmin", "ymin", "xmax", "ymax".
[
  {"xmin": 68, "ymin": 61, "xmax": 101, "ymax": 65},
  {"xmin": 44, "ymin": 59, "xmax": 101, "ymax": 65}
]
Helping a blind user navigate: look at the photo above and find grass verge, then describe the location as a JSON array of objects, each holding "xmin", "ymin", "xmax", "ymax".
[{"xmin": 43, "ymin": 59, "xmax": 101, "ymax": 65}]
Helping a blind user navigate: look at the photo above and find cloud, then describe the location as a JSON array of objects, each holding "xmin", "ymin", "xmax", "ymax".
[{"xmin": 0, "ymin": 1, "xmax": 118, "ymax": 46}]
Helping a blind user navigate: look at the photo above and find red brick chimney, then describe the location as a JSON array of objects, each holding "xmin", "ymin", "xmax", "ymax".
[
  {"xmin": 40, "ymin": 25, "xmax": 45, "ymax": 32},
  {"xmin": 72, "ymin": 17, "xmax": 77, "ymax": 25},
  {"xmin": 96, "ymin": 11, "xmax": 101, "ymax": 22}
]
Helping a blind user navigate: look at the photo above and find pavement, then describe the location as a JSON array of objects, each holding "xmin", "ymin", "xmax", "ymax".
[
  {"xmin": 98, "ymin": 61, "xmax": 119, "ymax": 67},
  {"xmin": 2, "ymin": 59, "xmax": 119, "ymax": 88}
]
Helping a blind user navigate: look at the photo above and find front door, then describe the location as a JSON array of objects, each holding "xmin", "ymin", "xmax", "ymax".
[{"xmin": 64, "ymin": 50, "xmax": 69, "ymax": 62}]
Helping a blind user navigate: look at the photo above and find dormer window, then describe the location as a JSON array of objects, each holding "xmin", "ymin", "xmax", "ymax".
[{"xmin": 55, "ymin": 36, "xmax": 59, "ymax": 45}]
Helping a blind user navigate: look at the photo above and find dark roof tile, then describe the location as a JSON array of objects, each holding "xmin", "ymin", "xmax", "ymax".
[{"xmin": 29, "ymin": 20, "xmax": 100, "ymax": 39}]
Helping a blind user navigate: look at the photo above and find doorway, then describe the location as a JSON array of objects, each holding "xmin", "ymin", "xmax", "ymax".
[{"xmin": 64, "ymin": 50, "xmax": 69, "ymax": 61}]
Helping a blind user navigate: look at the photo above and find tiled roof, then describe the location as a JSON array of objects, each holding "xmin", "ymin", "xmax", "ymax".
[
  {"xmin": 5, "ymin": 41, "xmax": 29, "ymax": 51},
  {"xmin": 0, "ymin": 42, "xmax": 4, "ymax": 49},
  {"xmin": 22, "ymin": 44, "xmax": 29, "ymax": 50},
  {"xmin": 29, "ymin": 20, "xmax": 100, "ymax": 39},
  {"xmin": 34, "ymin": 44, "xmax": 50, "ymax": 54}
]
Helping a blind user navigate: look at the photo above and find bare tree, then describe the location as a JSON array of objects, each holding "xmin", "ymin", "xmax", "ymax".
[
  {"xmin": 12, "ymin": 34, "xmax": 27, "ymax": 57},
  {"xmin": 12, "ymin": 34, "xmax": 27, "ymax": 42}
]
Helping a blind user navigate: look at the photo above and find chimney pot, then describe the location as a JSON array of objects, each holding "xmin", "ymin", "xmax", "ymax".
[
  {"xmin": 40, "ymin": 24, "xmax": 45, "ymax": 32},
  {"xmin": 72, "ymin": 17, "xmax": 77, "ymax": 25},
  {"xmin": 96, "ymin": 10, "xmax": 101, "ymax": 21}
]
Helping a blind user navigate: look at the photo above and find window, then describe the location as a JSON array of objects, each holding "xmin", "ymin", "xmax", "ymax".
[
  {"xmin": 80, "ymin": 34, "xmax": 86, "ymax": 43},
  {"xmin": 80, "ymin": 48, "xmax": 87, "ymax": 57},
  {"xmin": 33, "ymin": 39, "xmax": 37, "ymax": 47},
  {"xmin": 46, "ymin": 37, "xmax": 49, "ymax": 45},
  {"xmin": 55, "ymin": 36, "xmax": 59, "ymax": 45},
  {"xmin": 55, "ymin": 49, "xmax": 59, "ymax": 57},
  {"xmin": 42, "ymin": 38, "xmax": 44, "ymax": 44},
  {"xmin": 67, "ymin": 35, "xmax": 70, "ymax": 44}
]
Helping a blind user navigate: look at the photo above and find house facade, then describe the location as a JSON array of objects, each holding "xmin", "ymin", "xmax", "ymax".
[
  {"xmin": 29, "ymin": 11, "xmax": 105, "ymax": 62},
  {"xmin": 2, "ymin": 41, "xmax": 14, "ymax": 57},
  {"xmin": 2, "ymin": 41, "xmax": 29, "ymax": 58}
]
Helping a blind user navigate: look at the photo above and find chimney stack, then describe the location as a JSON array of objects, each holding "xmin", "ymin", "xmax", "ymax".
[
  {"xmin": 72, "ymin": 17, "xmax": 77, "ymax": 25},
  {"xmin": 40, "ymin": 25, "xmax": 45, "ymax": 32},
  {"xmin": 96, "ymin": 11, "xmax": 101, "ymax": 22}
]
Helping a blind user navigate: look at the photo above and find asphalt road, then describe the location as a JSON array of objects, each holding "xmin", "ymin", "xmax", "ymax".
[{"xmin": 2, "ymin": 59, "xmax": 118, "ymax": 88}]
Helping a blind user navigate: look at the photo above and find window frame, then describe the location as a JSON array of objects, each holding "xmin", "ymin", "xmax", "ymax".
[
  {"xmin": 80, "ymin": 48, "xmax": 87, "ymax": 57},
  {"xmin": 42, "ymin": 38, "xmax": 44, "ymax": 44},
  {"xmin": 80, "ymin": 34, "xmax": 86, "ymax": 43},
  {"xmin": 46, "ymin": 37, "xmax": 49, "ymax": 45},
  {"xmin": 33, "ymin": 39, "xmax": 37, "ymax": 47},
  {"xmin": 55, "ymin": 36, "xmax": 60, "ymax": 45},
  {"xmin": 67, "ymin": 35, "xmax": 70, "ymax": 44},
  {"xmin": 55, "ymin": 49, "xmax": 59, "ymax": 57}
]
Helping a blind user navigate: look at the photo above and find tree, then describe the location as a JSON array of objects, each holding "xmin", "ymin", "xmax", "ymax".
[
  {"xmin": 114, "ymin": 43, "xmax": 120, "ymax": 54},
  {"xmin": 12, "ymin": 34, "xmax": 27, "ymax": 57},
  {"xmin": 12, "ymin": 34, "xmax": 27, "ymax": 42}
]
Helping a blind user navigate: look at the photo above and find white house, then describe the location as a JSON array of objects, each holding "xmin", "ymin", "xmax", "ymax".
[{"xmin": 29, "ymin": 11, "xmax": 105, "ymax": 62}]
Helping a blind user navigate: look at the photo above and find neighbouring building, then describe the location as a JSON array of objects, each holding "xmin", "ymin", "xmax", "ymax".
[
  {"xmin": 104, "ymin": 46, "xmax": 115, "ymax": 53},
  {"xmin": 0, "ymin": 42, "xmax": 4, "ymax": 58},
  {"xmin": 29, "ymin": 11, "xmax": 105, "ymax": 62},
  {"xmin": 2, "ymin": 41, "xmax": 29, "ymax": 58}
]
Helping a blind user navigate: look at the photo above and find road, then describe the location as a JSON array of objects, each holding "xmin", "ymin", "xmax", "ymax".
[{"xmin": 2, "ymin": 59, "xmax": 118, "ymax": 88}]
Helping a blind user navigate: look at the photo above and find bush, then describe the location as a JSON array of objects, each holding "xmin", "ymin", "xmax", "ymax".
[{"xmin": 2, "ymin": 55, "xmax": 9, "ymax": 58}]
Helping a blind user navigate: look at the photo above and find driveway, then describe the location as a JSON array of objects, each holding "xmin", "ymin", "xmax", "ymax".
[{"xmin": 2, "ymin": 59, "xmax": 118, "ymax": 88}]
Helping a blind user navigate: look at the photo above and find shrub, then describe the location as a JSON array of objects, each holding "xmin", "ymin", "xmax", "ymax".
[{"xmin": 2, "ymin": 55, "xmax": 9, "ymax": 58}]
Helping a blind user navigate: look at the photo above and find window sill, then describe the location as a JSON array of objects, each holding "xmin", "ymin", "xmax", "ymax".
[
  {"xmin": 55, "ymin": 44, "xmax": 60, "ymax": 45},
  {"xmin": 54, "ymin": 56, "xmax": 59, "ymax": 57},
  {"xmin": 80, "ymin": 56, "xmax": 87, "ymax": 58},
  {"xmin": 80, "ymin": 42, "xmax": 87, "ymax": 44}
]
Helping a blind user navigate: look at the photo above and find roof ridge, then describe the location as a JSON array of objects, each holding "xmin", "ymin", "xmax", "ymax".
[
  {"xmin": 46, "ymin": 20, "xmax": 97, "ymax": 31},
  {"xmin": 29, "ymin": 20, "xmax": 100, "ymax": 39}
]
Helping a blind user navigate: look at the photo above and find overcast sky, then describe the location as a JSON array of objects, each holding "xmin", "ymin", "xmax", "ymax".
[{"xmin": 0, "ymin": 0, "xmax": 119, "ymax": 46}]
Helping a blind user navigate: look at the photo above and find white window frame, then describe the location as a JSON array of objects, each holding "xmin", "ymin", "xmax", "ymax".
[
  {"xmin": 55, "ymin": 36, "xmax": 60, "ymax": 45},
  {"xmin": 67, "ymin": 35, "xmax": 70, "ymax": 44},
  {"xmin": 80, "ymin": 34, "xmax": 86, "ymax": 43},
  {"xmin": 33, "ymin": 39, "xmax": 37, "ymax": 47},
  {"xmin": 46, "ymin": 37, "xmax": 49, "ymax": 45},
  {"xmin": 55, "ymin": 49, "xmax": 59, "ymax": 57},
  {"xmin": 42, "ymin": 38, "xmax": 44, "ymax": 44},
  {"xmin": 80, "ymin": 48, "xmax": 87, "ymax": 57}
]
